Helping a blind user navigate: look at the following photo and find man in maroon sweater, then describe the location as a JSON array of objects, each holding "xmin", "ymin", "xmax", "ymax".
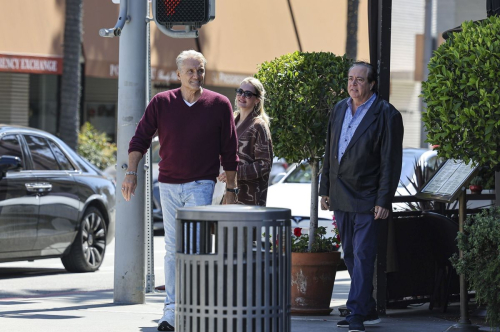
[{"xmin": 121, "ymin": 50, "xmax": 239, "ymax": 331}]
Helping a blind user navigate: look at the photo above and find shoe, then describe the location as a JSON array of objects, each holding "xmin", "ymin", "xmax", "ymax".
[
  {"xmin": 337, "ymin": 312, "xmax": 380, "ymax": 327},
  {"xmin": 348, "ymin": 316, "xmax": 365, "ymax": 332},
  {"xmin": 364, "ymin": 311, "xmax": 381, "ymax": 325},
  {"xmin": 158, "ymin": 305, "xmax": 175, "ymax": 331}
]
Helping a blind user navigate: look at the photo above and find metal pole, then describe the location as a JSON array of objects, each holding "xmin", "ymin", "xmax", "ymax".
[
  {"xmin": 446, "ymin": 191, "xmax": 479, "ymax": 331},
  {"xmin": 377, "ymin": 0, "xmax": 392, "ymax": 102},
  {"xmin": 420, "ymin": 0, "xmax": 433, "ymax": 148},
  {"xmin": 144, "ymin": 8, "xmax": 155, "ymax": 293},
  {"xmin": 114, "ymin": 0, "xmax": 148, "ymax": 304}
]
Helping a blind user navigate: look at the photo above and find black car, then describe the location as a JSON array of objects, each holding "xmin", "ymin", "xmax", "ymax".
[{"xmin": 0, "ymin": 125, "xmax": 116, "ymax": 272}]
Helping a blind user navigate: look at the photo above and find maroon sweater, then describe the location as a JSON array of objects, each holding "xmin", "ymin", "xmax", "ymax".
[{"xmin": 128, "ymin": 88, "xmax": 239, "ymax": 184}]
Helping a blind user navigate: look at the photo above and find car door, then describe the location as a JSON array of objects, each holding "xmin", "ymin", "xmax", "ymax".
[
  {"xmin": 22, "ymin": 134, "xmax": 80, "ymax": 253},
  {"xmin": 0, "ymin": 134, "xmax": 39, "ymax": 253}
]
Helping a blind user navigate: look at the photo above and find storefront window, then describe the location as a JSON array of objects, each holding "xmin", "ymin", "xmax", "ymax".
[{"xmin": 29, "ymin": 74, "xmax": 59, "ymax": 135}]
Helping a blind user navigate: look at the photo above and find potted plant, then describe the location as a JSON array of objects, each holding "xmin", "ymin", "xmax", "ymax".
[
  {"xmin": 291, "ymin": 219, "xmax": 342, "ymax": 315},
  {"xmin": 469, "ymin": 175, "xmax": 483, "ymax": 194},
  {"xmin": 256, "ymin": 51, "xmax": 350, "ymax": 315},
  {"xmin": 255, "ymin": 51, "xmax": 351, "ymax": 250},
  {"xmin": 451, "ymin": 206, "xmax": 500, "ymax": 329}
]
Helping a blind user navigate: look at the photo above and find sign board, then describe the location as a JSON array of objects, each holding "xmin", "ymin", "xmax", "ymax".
[
  {"xmin": 415, "ymin": 159, "xmax": 479, "ymax": 203},
  {"xmin": 0, "ymin": 54, "xmax": 63, "ymax": 75}
]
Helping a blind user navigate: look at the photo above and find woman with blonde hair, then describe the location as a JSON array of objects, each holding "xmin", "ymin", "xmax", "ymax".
[{"xmin": 218, "ymin": 77, "xmax": 273, "ymax": 206}]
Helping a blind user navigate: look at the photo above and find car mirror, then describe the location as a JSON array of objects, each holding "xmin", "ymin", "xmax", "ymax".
[
  {"xmin": 271, "ymin": 172, "xmax": 286, "ymax": 185},
  {"xmin": 0, "ymin": 155, "xmax": 23, "ymax": 178}
]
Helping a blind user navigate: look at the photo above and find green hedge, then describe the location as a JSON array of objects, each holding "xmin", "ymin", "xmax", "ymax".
[
  {"xmin": 421, "ymin": 16, "xmax": 500, "ymax": 170},
  {"xmin": 451, "ymin": 206, "xmax": 500, "ymax": 329},
  {"xmin": 77, "ymin": 122, "xmax": 117, "ymax": 170}
]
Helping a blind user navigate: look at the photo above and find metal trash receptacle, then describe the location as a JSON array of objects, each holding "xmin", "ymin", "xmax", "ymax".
[{"xmin": 175, "ymin": 205, "xmax": 291, "ymax": 332}]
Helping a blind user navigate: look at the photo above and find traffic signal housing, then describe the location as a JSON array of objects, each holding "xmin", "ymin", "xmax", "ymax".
[{"xmin": 153, "ymin": 0, "xmax": 215, "ymax": 29}]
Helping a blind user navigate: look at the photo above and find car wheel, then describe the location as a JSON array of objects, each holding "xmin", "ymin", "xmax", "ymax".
[{"xmin": 61, "ymin": 207, "xmax": 107, "ymax": 272}]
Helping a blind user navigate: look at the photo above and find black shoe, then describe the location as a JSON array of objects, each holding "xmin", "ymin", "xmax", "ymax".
[
  {"xmin": 337, "ymin": 312, "xmax": 380, "ymax": 328},
  {"xmin": 348, "ymin": 316, "xmax": 365, "ymax": 332},
  {"xmin": 158, "ymin": 321, "xmax": 175, "ymax": 331},
  {"xmin": 364, "ymin": 311, "xmax": 381, "ymax": 325}
]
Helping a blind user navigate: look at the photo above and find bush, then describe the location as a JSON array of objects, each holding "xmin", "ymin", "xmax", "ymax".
[
  {"xmin": 451, "ymin": 206, "xmax": 500, "ymax": 329},
  {"xmin": 77, "ymin": 122, "xmax": 117, "ymax": 170},
  {"xmin": 421, "ymin": 16, "xmax": 500, "ymax": 170}
]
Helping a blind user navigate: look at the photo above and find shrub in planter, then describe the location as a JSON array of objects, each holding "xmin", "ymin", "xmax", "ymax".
[
  {"xmin": 255, "ymin": 51, "xmax": 351, "ymax": 249},
  {"xmin": 451, "ymin": 206, "xmax": 500, "ymax": 329},
  {"xmin": 77, "ymin": 122, "xmax": 117, "ymax": 170},
  {"xmin": 421, "ymin": 16, "xmax": 500, "ymax": 170}
]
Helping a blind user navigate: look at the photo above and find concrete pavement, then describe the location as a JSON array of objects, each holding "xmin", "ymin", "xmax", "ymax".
[{"xmin": 0, "ymin": 269, "xmax": 490, "ymax": 332}]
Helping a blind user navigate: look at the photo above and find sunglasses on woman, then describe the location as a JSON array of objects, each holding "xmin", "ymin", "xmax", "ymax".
[{"xmin": 235, "ymin": 88, "xmax": 258, "ymax": 99}]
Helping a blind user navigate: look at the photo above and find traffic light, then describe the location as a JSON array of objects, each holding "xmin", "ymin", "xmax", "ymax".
[{"xmin": 153, "ymin": 0, "xmax": 215, "ymax": 29}]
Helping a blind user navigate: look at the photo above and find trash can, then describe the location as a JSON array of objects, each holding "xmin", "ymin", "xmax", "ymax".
[{"xmin": 175, "ymin": 205, "xmax": 291, "ymax": 332}]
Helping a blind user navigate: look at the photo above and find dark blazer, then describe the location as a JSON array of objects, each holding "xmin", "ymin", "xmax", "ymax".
[{"xmin": 319, "ymin": 95, "xmax": 404, "ymax": 212}]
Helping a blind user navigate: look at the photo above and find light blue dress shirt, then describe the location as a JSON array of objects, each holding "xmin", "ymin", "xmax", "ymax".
[{"xmin": 338, "ymin": 93, "xmax": 377, "ymax": 161}]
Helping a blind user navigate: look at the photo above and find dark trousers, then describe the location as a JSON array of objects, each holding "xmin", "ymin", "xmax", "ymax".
[{"xmin": 335, "ymin": 210, "xmax": 378, "ymax": 320}]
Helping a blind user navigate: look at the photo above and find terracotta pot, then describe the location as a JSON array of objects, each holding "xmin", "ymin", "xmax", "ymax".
[
  {"xmin": 291, "ymin": 251, "xmax": 341, "ymax": 315},
  {"xmin": 469, "ymin": 185, "xmax": 483, "ymax": 194}
]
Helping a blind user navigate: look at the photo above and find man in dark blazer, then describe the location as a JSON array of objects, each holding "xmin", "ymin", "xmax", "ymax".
[{"xmin": 319, "ymin": 61, "xmax": 403, "ymax": 332}]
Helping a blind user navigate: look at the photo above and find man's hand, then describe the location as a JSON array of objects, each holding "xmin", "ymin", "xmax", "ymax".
[
  {"xmin": 217, "ymin": 172, "xmax": 227, "ymax": 183},
  {"xmin": 121, "ymin": 151, "xmax": 142, "ymax": 202},
  {"xmin": 121, "ymin": 174, "xmax": 137, "ymax": 201},
  {"xmin": 374, "ymin": 206, "xmax": 390, "ymax": 220},
  {"xmin": 320, "ymin": 196, "xmax": 330, "ymax": 210}
]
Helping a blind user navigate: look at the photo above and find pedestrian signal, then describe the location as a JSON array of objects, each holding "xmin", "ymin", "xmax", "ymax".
[{"xmin": 153, "ymin": 0, "xmax": 215, "ymax": 29}]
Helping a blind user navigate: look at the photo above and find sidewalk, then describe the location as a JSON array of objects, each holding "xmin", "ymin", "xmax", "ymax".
[{"xmin": 0, "ymin": 270, "xmax": 489, "ymax": 332}]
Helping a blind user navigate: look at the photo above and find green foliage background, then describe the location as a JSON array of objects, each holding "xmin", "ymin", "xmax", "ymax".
[
  {"xmin": 255, "ymin": 51, "xmax": 352, "ymax": 163},
  {"xmin": 77, "ymin": 122, "xmax": 117, "ymax": 170},
  {"xmin": 451, "ymin": 206, "xmax": 500, "ymax": 329},
  {"xmin": 421, "ymin": 16, "xmax": 500, "ymax": 170}
]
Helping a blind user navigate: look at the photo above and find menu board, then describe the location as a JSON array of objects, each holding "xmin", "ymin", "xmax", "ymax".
[{"xmin": 415, "ymin": 159, "xmax": 478, "ymax": 203}]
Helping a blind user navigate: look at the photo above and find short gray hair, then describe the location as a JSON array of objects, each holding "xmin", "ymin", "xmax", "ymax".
[{"xmin": 176, "ymin": 50, "xmax": 207, "ymax": 70}]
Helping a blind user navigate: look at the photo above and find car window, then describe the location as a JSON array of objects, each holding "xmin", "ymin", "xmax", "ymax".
[
  {"xmin": 284, "ymin": 164, "xmax": 313, "ymax": 183},
  {"xmin": 24, "ymin": 135, "xmax": 60, "ymax": 170},
  {"xmin": 48, "ymin": 140, "xmax": 74, "ymax": 170},
  {"xmin": 0, "ymin": 135, "xmax": 25, "ymax": 169}
]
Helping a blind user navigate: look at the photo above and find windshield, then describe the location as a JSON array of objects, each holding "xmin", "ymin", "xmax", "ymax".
[
  {"xmin": 284, "ymin": 164, "xmax": 313, "ymax": 183},
  {"xmin": 151, "ymin": 140, "xmax": 161, "ymax": 164}
]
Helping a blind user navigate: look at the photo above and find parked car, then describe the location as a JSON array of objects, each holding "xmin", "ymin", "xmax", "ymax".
[
  {"xmin": 0, "ymin": 125, "xmax": 116, "ymax": 272},
  {"xmin": 269, "ymin": 157, "xmax": 288, "ymax": 185},
  {"xmin": 266, "ymin": 148, "xmax": 444, "ymax": 233}
]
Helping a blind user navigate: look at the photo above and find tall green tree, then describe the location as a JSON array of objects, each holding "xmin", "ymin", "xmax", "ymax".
[
  {"xmin": 346, "ymin": 0, "xmax": 359, "ymax": 59},
  {"xmin": 256, "ymin": 52, "xmax": 351, "ymax": 250},
  {"xmin": 59, "ymin": 0, "xmax": 83, "ymax": 150}
]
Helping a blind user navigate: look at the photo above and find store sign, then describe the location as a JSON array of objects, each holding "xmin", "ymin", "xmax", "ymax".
[{"xmin": 0, "ymin": 54, "xmax": 63, "ymax": 75}]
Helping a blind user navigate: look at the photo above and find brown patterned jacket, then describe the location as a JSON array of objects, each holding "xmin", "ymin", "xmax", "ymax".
[{"xmin": 234, "ymin": 111, "xmax": 273, "ymax": 206}]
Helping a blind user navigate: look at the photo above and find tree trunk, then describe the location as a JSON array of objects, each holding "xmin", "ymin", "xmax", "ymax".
[
  {"xmin": 308, "ymin": 158, "xmax": 320, "ymax": 251},
  {"xmin": 346, "ymin": 0, "xmax": 359, "ymax": 59},
  {"xmin": 60, "ymin": 0, "xmax": 83, "ymax": 150}
]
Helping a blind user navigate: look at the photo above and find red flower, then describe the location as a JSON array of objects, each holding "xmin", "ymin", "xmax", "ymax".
[{"xmin": 293, "ymin": 228, "xmax": 302, "ymax": 237}]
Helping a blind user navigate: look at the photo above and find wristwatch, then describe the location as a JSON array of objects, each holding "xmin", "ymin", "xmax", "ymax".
[{"xmin": 226, "ymin": 187, "xmax": 239, "ymax": 195}]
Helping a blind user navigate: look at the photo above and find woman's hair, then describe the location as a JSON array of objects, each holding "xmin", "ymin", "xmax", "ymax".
[
  {"xmin": 176, "ymin": 50, "xmax": 207, "ymax": 70},
  {"xmin": 234, "ymin": 77, "xmax": 270, "ymax": 125}
]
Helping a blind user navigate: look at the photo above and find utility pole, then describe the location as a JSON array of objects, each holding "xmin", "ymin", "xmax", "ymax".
[{"xmin": 106, "ymin": 0, "xmax": 148, "ymax": 304}]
